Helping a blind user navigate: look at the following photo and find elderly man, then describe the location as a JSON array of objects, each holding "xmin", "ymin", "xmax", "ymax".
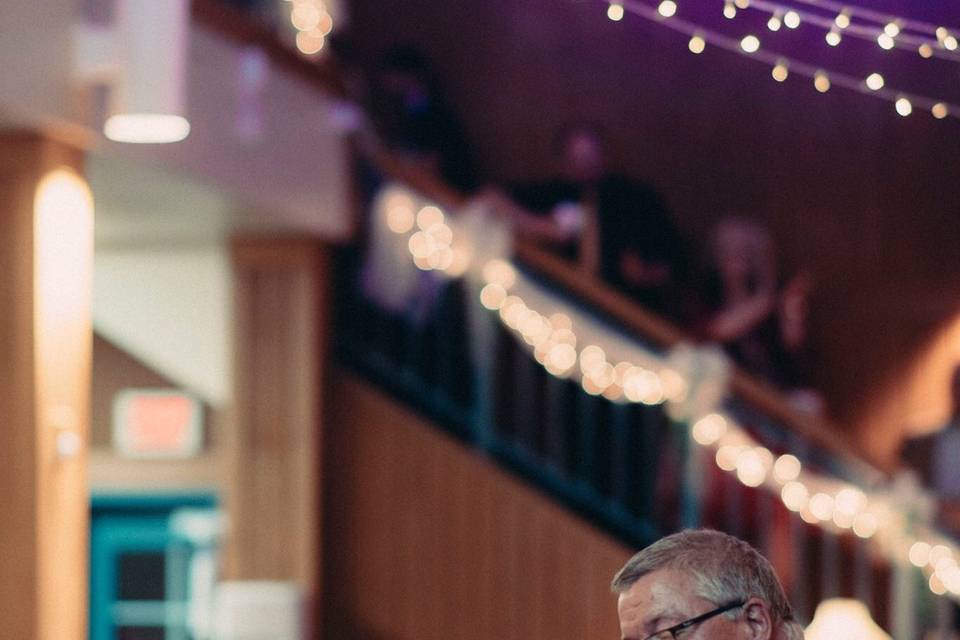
[{"xmin": 612, "ymin": 529, "xmax": 805, "ymax": 640}]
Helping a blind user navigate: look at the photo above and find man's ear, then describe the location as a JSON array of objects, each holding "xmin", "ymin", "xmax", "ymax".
[{"xmin": 742, "ymin": 598, "xmax": 773, "ymax": 640}]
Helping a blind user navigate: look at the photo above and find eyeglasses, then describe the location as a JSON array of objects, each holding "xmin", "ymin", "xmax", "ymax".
[{"xmin": 642, "ymin": 600, "xmax": 746, "ymax": 640}]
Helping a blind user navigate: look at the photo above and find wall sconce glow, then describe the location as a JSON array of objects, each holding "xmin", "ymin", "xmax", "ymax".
[
  {"xmin": 895, "ymin": 97, "xmax": 912, "ymax": 116},
  {"xmin": 805, "ymin": 599, "xmax": 891, "ymax": 640},
  {"xmin": 657, "ymin": 1, "xmax": 677, "ymax": 18},
  {"xmin": 607, "ymin": 2, "xmax": 625, "ymax": 21},
  {"xmin": 104, "ymin": 113, "xmax": 191, "ymax": 144},
  {"xmin": 740, "ymin": 35, "xmax": 760, "ymax": 53},
  {"xmin": 34, "ymin": 169, "xmax": 95, "ymax": 327},
  {"xmin": 688, "ymin": 34, "xmax": 706, "ymax": 54},
  {"xmin": 865, "ymin": 73, "xmax": 884, "ymax": 90},
  {"xmin": 783, "ymin": 10, "xmax": 800, "ymax": 28}
]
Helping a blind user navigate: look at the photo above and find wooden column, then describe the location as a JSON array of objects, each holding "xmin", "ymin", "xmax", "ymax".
[
  {"xmin": 0, "ymin": 132, "xmax": 93, "ymax": 640},
  {"xmin": 227, "ymin": 236, "xmax": 329, "ymax": 634}
]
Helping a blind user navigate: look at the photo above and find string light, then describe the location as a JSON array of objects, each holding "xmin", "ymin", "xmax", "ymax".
[
  {"xmin": 657, "ymin": 0, "xmax": 677, "ymax": 18},
  {"xmin": 825, "ymin": 28, "xmax": 841, "ymax": 46},
  {"xmin": 834, "ymin": 9, "xmax": 850, "ymax": 30},
  {"xmin": 884, "ymin": 21, "xmax": 901, "ymax": 38},
  {"xmin": 608, "ymin": 2, "xmax": 625, "ymax": 21},
  {"xmin": 289, "ymin": 0, "xmax": 333, "ymax": 56},
  {"xmin": 740, "ymin": 34, "xmax": 761, "ymax": 53},
  {"xmin": 877, "ymin": 32, "xmax": 895, "ymax": 50},
  {"xmin": 605, "ymin": 0, "xmax": 960, "ymax": 120},
  {"xmin": 734, "ymin": 0, "xmax": 750, "ymax": 8},
  {"xmin": 771, "ymin": 59, "xmax": 788, "ymax": 82},
  {"xmin": 783, "ymin": 10, "xmax": 800, "ymax": 28},
  {"xmin": 723, "ymin": 0, "xmax": 737, "ymax": 19},
  {"xmin": 688, "ymin": 33, "xmax": 706, "ymax": 53},
  {"xmin": 814, "ymin": 71, "xmax": 830, "ymax": 92},
  {"xmin": 895, "ymin": 96, "xmax": 913, "ymax": 116},
  {"xmin": 918, "ymin": 43, "xmax": 934, "ymax": 58},
  {"xmin": 865, "ymin": 72, "xmax": 884, "ymax": 91},
  {"xmin": 767, "ymin": 10, "xmax": 782, "ymax": 31}
]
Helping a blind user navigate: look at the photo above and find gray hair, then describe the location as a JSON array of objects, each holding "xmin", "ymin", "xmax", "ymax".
[{"xmin": 611, "ymin": 529, "xmax": 805, "ymax": 640}]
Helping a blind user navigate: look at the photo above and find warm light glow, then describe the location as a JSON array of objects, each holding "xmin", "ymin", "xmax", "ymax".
[
  {"xmin": 607, "ymin": 2, "xmax": 625, "ymax": 21},
  {"xmin": 658, "ymin": 368, "xmax": 688, "ymax": 402},
  {"xmin": 805, "ymin": 599, "xmax": 891, "ymax": 640},
  {"xmin": 929, "ymin": 545, "xmax": 952, "ymax": 566},
  {"xmin": 733, "ymin": 0, "xmax": 749, "ymax": 8},
  {"xmin": 772, "ymin": 454, "xmax": 801, "ymax": 482},
  {"xmin": 895, "ymin": 97, "xmax": 912, "ymax": 116},
  {"xmin": 909, "ymin": 541, "xmax": 932, "ymax": 567},
  {"xmin": 825, "ymin": 29, "xmax": 842, "ymax": 46},
  {"xmin": 34, "ymin": 168, "xmax": 95, "ymax": 335},
  {"xmin": 771, "ymin": 61, "xmax": 788, "ymax": 82},
  {"xmin": 657, "ymin": 1, "xmax": 677, "ymax": 18},
  {"xmin": 736, "ymin": 449, "xmax": 767, "ymax": 487},
  {"xmin": 877, "ymin": 33, "xmax": 895, "ymax": 50},
  {"xmin": 483, "ymin": 259, "xmax": 517, "ymax": 289},
  {"xmin": 296, "ymin": 29, "xmax": 326, "ymax": 55},
  {"xmin": 692, "ymin": 413, "xmax": 727, "ymax": 446},
  {"xmin": 688, "ymin": 35, "xmax": 706, "ymax": 54},
  {"xmin": 480, "ymin": 284, "xmax": 507, "ymax": 310},
  {"xmin": 104, "ymin": 114, "xmax": 191, "ymax": 144},
  {"xmin": 416, "ymin": 205, "xmax": 444, "ymax": 230},
  {"xmin": 865, "ymin": 73, "xmax": 884, "ymax": 91},
  {"xmin": 723, "ymin": 0, "xmax": 737, "ymax": 19},
  {"xmin": 834, "ymin": 487, "xmax": 866, "ymax": 517},
  {"xmin": 814, "ymin": 72, "xmax": 830, "ymax": 93},
  {"xmin": 317, "ymin": 11, "xmax": 334, "ymax": 35},
  {"xmin": 784, "ymin": 10, "xmax": 800, "ymax": 28},
  {"xmin": 834, "ymin": 11, "xmax": 850, "ymax": 29},
  {"xmin": 767, "ymin": 12, "xmax": 782, "ymax": 31},
  {"xmin": 740, "ymin": 35, "xmax": 760, "ymax": 53},
  {"xmin": 781, "ymin": 481, "xmax": 809, "ymax": 512},
  {"xmin": 623, "ymin": 368, "xmax": 664, "ymax": 404},
  {"xmin": 930, "ymin": 574, "xmax": 947, "ymax": 596},
  {"xmin": 883, "ymin": 21, "xmax": 900, "ymax": 38},
  {"xmin": 546, "ymin": 344, "xmax": 577, "ymax": 375},
  {"xmin": 291, "ymin": 2, "xmax": 322, "ymax": 31},
  {"xmin": 918, "ymin": 43, "xmax": 934, "ymax": 58},
  {"xmin": 937, "ymin": 27, "xmax": 950, "ymax": 42},
  {"xmin": 852, "ymin": 512, "xmax": 878, "ymax": 538},
  {"xmin": 932, "ymin": 103, "xmax": 949, "ymax": 119},
  {"xmin": 383, "ymin": 190, "xmax": 416, "ymax": 233},
  {"xmin": 579, "ymin": 345, "xmax": 607, "ymax": 373},
  {"xmin": 408, "ymin": 232, "xmax": 435, "ymax": 260},
  {"xmin": 716, "ymin": 445, "xmax": 743, "ymax": 471},
  {"xmin": 808, "ymin": 492, "xmax": 835, "ymax": 521},
  {"xmin": 945, "ymin": 36, "xmax": 959, "ymax": 51}
]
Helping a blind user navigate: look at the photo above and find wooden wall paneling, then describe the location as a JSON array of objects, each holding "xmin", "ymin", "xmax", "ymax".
[
  {"xmin": 228, "ymin": 237, "xmax": 329, "ymax": 635},
  {"xmin": 324, "ymin": 373, "xmax": 632, "ymax": 640},
  {"xmin": 0, "ymin": 132, "xmax": 92, "ymax": 640}
]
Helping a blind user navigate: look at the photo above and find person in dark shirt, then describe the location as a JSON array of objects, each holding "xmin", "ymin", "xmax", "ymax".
[{"xmin": 491, "ymin": 126, "xmax": 686, "ymax": 317}]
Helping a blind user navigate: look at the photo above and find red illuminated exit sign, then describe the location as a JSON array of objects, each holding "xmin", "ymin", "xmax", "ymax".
[{"xmin": 113, "ymin": 389, "xmax": 203, "ymax": 459}]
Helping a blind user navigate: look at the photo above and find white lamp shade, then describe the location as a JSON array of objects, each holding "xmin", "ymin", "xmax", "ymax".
[
  {"xmin": 805, "ymin": 599, "xmax": 892, "ymax": 640},
  {"xmin": 106, "ymin": 0, "xmax": 190, "ymax": 143}
]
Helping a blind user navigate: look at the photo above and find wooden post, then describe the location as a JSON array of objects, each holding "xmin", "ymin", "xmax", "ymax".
[
  {"xmin": 226, "ymin": 236, "xmax": 329, "ymax": 637},
  {"xmin": 0, "ymin": 132, "xmax": 93, "ymax": 640}
]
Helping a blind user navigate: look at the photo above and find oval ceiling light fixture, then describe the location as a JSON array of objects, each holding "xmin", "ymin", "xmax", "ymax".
[{"xmin": 104, "ymin": 0, "xmax": 191, "ymax": 144}]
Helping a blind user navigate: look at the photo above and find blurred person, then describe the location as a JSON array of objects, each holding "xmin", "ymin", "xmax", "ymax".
[
  {"xmin": 482, "ymin": 126, "xmax": 686, "ymax": 318},
  {"xmin": 612, "ymin": 529, "xmax": 804, "ymax": 640},
  {"xmin": 697, "ymin": 217, "xmax": 821, "ymax": 412}
]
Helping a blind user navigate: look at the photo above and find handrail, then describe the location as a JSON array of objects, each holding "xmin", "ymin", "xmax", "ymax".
[{"xmin": 190, "ymin": 0, "xmax": 891, "ymax": 478}]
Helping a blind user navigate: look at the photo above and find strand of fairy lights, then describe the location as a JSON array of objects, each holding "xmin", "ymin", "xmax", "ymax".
[
  {"xmin": 604, "ymin": 0, "xmax": 960, "ymax": 120},
  {"xmin": 285, "ymin": 0, "xmax": 334, "ymax": 56},
  {"xmin": 733, "ymin": 0, "xmax": 960, "ymax": 61},
  {"xmin": 376, "ymin": 182, "xmax": 960, "ymax": 601},
  {"xmin": 788, "ymin": 0, "xmax": 957, "ymax": 40}
]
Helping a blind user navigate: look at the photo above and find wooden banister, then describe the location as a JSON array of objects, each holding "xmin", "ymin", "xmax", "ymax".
[{"xmin": 189, "ymin": 0, "xmax": 891, "ymax": 478}]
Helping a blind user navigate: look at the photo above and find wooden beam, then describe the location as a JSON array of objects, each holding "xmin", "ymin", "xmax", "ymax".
[{"xmin": 0, "ymin": 131, "xmax": 93, "ymax": 640}]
